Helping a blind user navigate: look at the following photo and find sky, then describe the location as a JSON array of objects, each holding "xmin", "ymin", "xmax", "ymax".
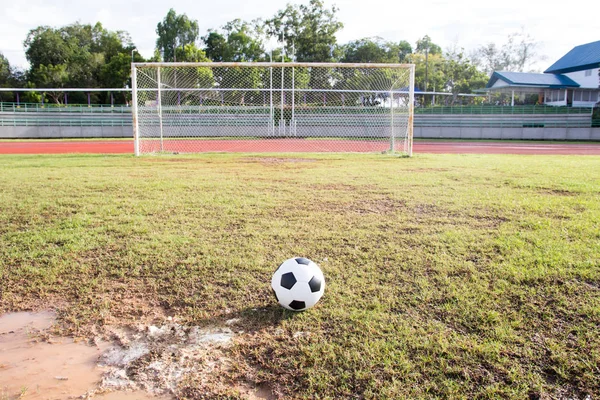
[{"xmin": 1, "ymin": 0, "xmax": 598, "ymax": 72}]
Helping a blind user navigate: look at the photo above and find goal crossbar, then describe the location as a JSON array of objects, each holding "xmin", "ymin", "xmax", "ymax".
[{"xmin": 133, "ymin": 62, "xmax": 414, "ymax": 69}]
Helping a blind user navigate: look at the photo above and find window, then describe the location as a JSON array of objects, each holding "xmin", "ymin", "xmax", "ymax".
[
  {"xmin": 558, "ymin": 91, "xmax": 565, "ymax": 101},
  {"xmin": 583, "ymin": 91, "xmax": 590, "ymax": 101},
  {"xmin": 585, "ymin": 69, "xmax": 592, "ymax": 77},
  {"xmin": 574, "ymin": 90, "xmax": 582, "ymax": 101}
]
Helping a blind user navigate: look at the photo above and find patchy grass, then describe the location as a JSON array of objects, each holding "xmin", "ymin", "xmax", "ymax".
[{"xmin": 0, "ymin": 153, "xmax": 599, "ymax": 399}]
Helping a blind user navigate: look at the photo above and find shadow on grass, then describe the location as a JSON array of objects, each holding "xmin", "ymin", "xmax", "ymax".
[{"xmin": 189, "ymin": 304, "xmax": 298, "ymax": 333}]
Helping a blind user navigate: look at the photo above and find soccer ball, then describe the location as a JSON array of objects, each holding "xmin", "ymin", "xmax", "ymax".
[{"xmin": 271, "ymin": 257, "xmax": 325, "ymax": 311}]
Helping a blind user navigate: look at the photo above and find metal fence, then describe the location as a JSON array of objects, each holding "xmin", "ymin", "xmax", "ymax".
[
  {"xmin": 416, "ymin": 105, "xmax": 593, "ymax": 115},
  {"xmin": 0, "ymin": 102, "xmax": 130, "ymax": 114},
  {"xmin": 0, "ymin": 104, "xmax": 596, "ymax": 130},
  {"xmin": 1, "ymin": 108, "xmax": 594, "ymax": 129}
]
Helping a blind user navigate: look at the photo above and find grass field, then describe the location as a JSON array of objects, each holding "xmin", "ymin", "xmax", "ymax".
[{"xmin": 0, "ymin": 153, "xmax": 599, "ymax": 399}]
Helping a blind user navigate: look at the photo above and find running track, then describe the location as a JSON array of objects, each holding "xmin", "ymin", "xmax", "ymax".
[{"xmin": 1, "ymin": 140, "xmax": 600, "ymax": 155}]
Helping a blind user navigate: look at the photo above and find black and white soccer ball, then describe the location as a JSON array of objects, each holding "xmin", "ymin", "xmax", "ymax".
[{"xmin": 271, "ymin": 257, "xmax": 325, "ymax": 311}]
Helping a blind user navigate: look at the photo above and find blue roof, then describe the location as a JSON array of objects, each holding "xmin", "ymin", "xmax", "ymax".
[
  {"xmin": 485, "ymin": 71, "xmax": 579, "ymax": 89},
  {"xmin": 544, "ymin": 40, "xmax": 600, "ymax": 74}
]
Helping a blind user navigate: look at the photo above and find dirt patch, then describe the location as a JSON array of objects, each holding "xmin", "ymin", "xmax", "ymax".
[
  {"xmin": 141, "ymin": 158, "xmax": 205, "ymax": 163},
  {"xmin": 0, "ymin": 311, "xmax": 110, "ymax": 400},
  {"xmin": 96, "ymin": 390, "xmax": 172, "ymax": 399},
  {"xmin": 315, "ymin": 183, "xmax": 378, "ymax": 191},
  {"xmin": 235, "ymin": 384, "xmax": 276, "ymax": 400},
  {"xmin": 409, "ymin": 168, "xmax": 451, "ymax": 172},
  {"xmin": 0, "ymin": 311, "xmax": 271, "ymax": 399},
  {"xmin": 350, "ymin": 198, "xmax": 407, "ymax": 215},
  {"xmin": 97, "ymin": 321, "xmax": 236, "ymax": 396},
  {"xmin": 241, "ymin": 157, "xmax": 318, "ymax": 164},
  {"xmin": 279, "ymin": 197, "xmax": 406, "ymax": 216},
  {"xmin": 539, "ymin": 188, "xmax": 577, "ymax": 196}
]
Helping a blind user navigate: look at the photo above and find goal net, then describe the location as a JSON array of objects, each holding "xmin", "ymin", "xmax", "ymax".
[{"xmin": 132, "ymin": 62, "xmax": 414, "ymax": 155}]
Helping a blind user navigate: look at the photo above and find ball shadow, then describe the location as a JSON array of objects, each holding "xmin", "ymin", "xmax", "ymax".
[{"xmin": 191, "ymin": 304, "xmax": 299, "ymax": 333}]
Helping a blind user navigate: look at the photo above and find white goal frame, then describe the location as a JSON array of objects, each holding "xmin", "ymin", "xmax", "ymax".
[{"xmin": 132, "ymin": 62, "xmax": 415, "ymax": 156}]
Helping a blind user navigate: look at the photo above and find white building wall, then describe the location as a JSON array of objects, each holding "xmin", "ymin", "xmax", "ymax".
[
  {"xmin": 491, "ymin": 80, "xmax": 510, "ymax": 88},
  {"xmin": 573, "ymin": 101, "xmax": 598, "ymax": 107},
  {"xmin": 564, "ymin": 68, "xmax": 600, "ymax": 88}
]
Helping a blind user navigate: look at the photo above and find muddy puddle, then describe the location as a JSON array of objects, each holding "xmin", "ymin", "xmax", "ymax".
[
  {"xmin": 0, "ymin": 312, "xmax": 171, "ymax": 399},
  {"xmin": 0, "ymin": 311, "xmax": 103, "ymax": 399},
  {"xmin": 0, "ymin": 311, "xmax": 268, "ymax": 399}
]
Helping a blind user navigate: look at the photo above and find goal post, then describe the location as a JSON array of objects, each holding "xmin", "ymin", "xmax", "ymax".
[{"xmin": 131, "ymin": 62, "xmax": 415, "ymax": 155}]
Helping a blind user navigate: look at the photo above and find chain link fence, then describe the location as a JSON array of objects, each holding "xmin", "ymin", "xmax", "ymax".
[{"xmin": 132, "ymin": 62, "xmax": 414, "ymax": 155}]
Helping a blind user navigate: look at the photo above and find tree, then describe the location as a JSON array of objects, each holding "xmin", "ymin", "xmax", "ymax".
[
  {"xmin": 471, "ymin": 43, "xmax": 504, "ymax": 75},
  {"xmin": 203, "ymin": 19, "xmax": 265, "ymax": 62},
  {"xmin": 30, "ymin": 64, "xmax": 69, "ymax": 103},
  {"xmin": 175, "ymin": 44, "xmax": 210, "ymax": 62},
  {"xmin": 441, "ymin": 47, "xmax": 488, "ymax": 105},
  {"xmin": 202, "ymin": 20, "xmax": 264, "ymax": 103},
  {"xmin": 341, "ymin": 37, "xmax": 396, "ymax": 63},
  {"xmin": 0, "ymin": 53, "xmax": 11, "ymax": 86},
  {"xmin": 23, "ymin": 22, "xmax": 140, "ymax": 104},
  {"xmin": 336, "ymin": 37, "xmax": 412, "ymax": 106},
  {"xmin": 414, "ymin": 35, "xmax": 442, "ymax": 93},
  {"xmin": 24, "ymin": 26, "xmax": 71, "ymax": 70},
  {"xmin": 398, "ymin": 40, "xmax": 413, "ymax": 62},
  {"xmin": 340, "ymin": 37, "xmax": 413, "ymax": 64},
  {"xmin": 203, "ymin": 31, "xmax": 228, "ymax": 62},
  {"xmin": 415, "ymin": 35, "xmax": 442, "ymax": 55},
  {"xmin": 156, "ymin": 9, "xmax": 199, "ymax": 62},
  {"xmin": 407, "ymin": 52, "xmax": 445, "ymax": 93},
  {"xmin": 472, "ymin": 30, "xmax": 545, "ymax": 75},
  {"xmin": 265, "ymin": 0, "xmax": 343, "ymax": 62},
  {"xmin": 0, "ymin": 52, "xmax": 15, "ymax": 102}
]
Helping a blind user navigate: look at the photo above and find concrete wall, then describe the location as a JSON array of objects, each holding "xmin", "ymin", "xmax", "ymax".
[
  {"xmin": 414, "ymin": 127, "xmax": 600, "ymax": 141},
  {"xmin": 0, "ymin": 126, "xmax": 131, "ymax": 138}
]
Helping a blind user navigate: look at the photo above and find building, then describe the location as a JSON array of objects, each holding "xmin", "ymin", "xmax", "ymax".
[{"xmin": 485, "ymin": 40, "xmax": 600, "ymax": 107}]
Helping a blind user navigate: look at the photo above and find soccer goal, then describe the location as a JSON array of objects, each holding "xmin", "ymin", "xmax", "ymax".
[{"xmin": 131, "ymin": 62, "xmax": 414, "ymax": 155}]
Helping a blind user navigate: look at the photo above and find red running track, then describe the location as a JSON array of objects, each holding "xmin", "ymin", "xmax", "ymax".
[{"xmin": 1, "ymin": 139, "xmax": 600, "ymax": 155}]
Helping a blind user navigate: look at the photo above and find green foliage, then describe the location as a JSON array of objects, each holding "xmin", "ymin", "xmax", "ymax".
[
  {"xmin": 156, "ymin": 8, "xmax": 199, "ymax": 62},
  {"xmin": 442, "ymin": 47, "xmax": 489, "ymax": 100},
  {"xmin": 203, "ymin": 31, "xmax": 228, "ymax": 62},
  {"xmin": 340, "ymin": 37, "xmax": 408, "ymax": 64},
  {"xmin": 21, "ymin": 82, "xmax": 41, "ymax": 103},
  {"xmin": 174, "ymin": 44, "xmax": 210, "ymax": 63},
  {"xmin": 265, "ymin": 0, "xmax": 343, "ymax": 62},
  {"xmin": 203, "ymin": 19, "xmax": 265, "ymax": 62},
  {"xmin": 407, "ymin": 52, "xmax": 445, "ymax": 92},
  {"xmin": 415, "ymin": 35, "xmax": 442, "ymax": 55},
  {"xmin": 30, "ymin": 64, "xmax": 69, "ymax": 103},
  {"xmin": 0, "ymin": 52, "xmax": 18, "ymax": 102},
  {"xmin": 23, "ymin": 22, "xmax": 139, "ymax": 103},
  {"xmin": 407, "ymin": 44, "xmax": 488, "ymax": 105},
  {"xmin": 24, "ymin": 26, "xmax": 71, "ymax": 69},
  {"xmin": 397, "ymin": 40, "xmax": 413, "ymax": 62},
  {"xmin": 0, "ymin": 52, "xmax": 11, "ymax": 85}
]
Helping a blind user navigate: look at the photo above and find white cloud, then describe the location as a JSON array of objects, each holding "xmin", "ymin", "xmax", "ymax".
[{"xmin": 0, "ymin": 0, "xmax": 597, "ymax": 72}]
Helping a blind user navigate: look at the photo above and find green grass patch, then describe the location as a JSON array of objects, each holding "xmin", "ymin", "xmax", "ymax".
[{"xmin": 0, "ymin": 153, "xmax": 599, "ymax": 398}]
